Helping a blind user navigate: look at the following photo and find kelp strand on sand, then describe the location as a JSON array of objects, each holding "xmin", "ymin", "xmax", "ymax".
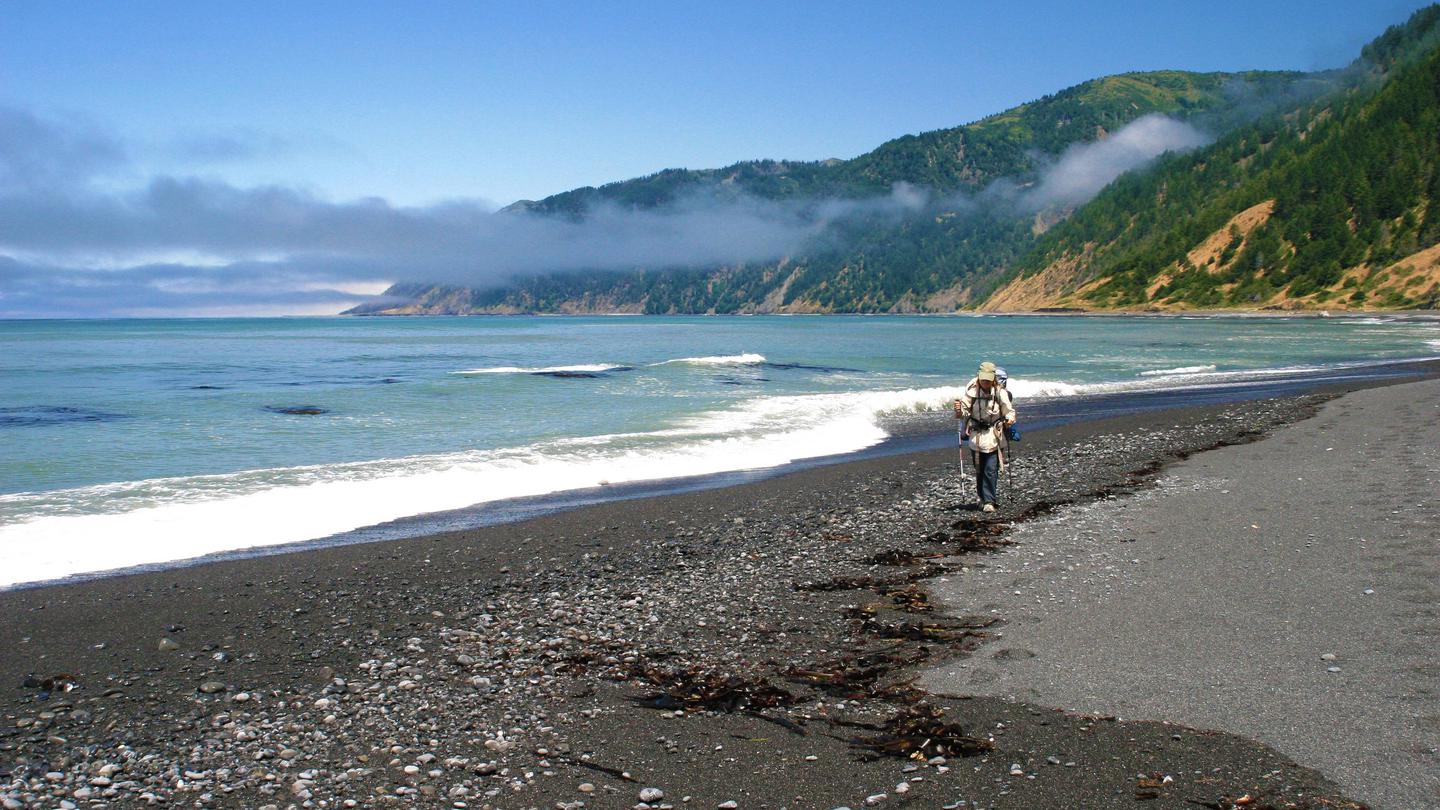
[
  {"xmin": 628, "ymin": 663, "xmax": 798, "ymax": 713},
  {"xmin": 848, "ymin": 703, "xmax": 993, "ymax": 761},
  {"xmin": 863, "ymin": 548, "xmax": 944, "ymax": 565}
]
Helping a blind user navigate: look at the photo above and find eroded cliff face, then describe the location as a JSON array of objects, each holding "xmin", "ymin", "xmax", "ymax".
[
  {"xmin": 1362, "ymin": 241, "xmax": 1440, "ymax": 302},
  {"xmin": 979, "ymin": 247, "xmax": 1095, "ymax": 312},
  {"xmin": 977, "ymin": 195, "xmax": 1440, "ymax": 313},
  {"xmin": 1187, "ymin": 201, "xmax": 1277, "ymax": 270}
]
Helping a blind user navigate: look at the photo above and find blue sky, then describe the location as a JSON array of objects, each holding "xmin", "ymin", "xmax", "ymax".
[
  {"xmin": 0, "ymin": 1, "xmax": 1432, "ymax": 315},
  {"xmin": 5, "ymin": 1, "xmax": 1428, "ymax": 206}
]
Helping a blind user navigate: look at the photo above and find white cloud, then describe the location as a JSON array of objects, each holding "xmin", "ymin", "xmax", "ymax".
[{"xmin": 1021, "ymin": 114, "xmax": 1211, "ymax": 210}]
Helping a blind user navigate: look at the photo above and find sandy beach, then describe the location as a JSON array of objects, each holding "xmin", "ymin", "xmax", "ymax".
[
  {"xmin": 1, "ymin": 366, "xmax": 1435, "ymax": 809},
  {"xmin": 923, "ymin": 377, "xmax": 1440, "ymax": 809}
]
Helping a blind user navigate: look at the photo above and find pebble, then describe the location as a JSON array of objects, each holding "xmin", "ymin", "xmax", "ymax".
[
  {"xmin": 718, "ymin": 802, "xmax": 738, "ymax": 809},
  {"xmin": 1320, "ymin": 653, "xmax": 1337, "ymax": 661},
  {"xmin": 157, "ymin": 637, "xmax": 181, "ymax": 652},
  {"xmin": 198, "ymin": 681, "xmax": 227, "ymax": 694},
  {"xmin": 640, "ymin": 787, "xmax": 665, "ymax": 802}
]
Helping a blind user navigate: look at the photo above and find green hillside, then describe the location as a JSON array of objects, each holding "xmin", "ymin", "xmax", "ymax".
[
  {"xmin": 360, "ymin": 70, "xmax": 1323, "ymax": 315},
  {"xmin": 514, "ymin": 69, "xmax": 1319, "ymax": 216},
  {"xmin": 1007, "ymin": 6, "xmax": 1440, "ymax": 311}
]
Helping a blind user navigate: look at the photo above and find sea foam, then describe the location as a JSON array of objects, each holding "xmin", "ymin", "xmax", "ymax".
[
  {"xmin": 2, "ymin": 377, "xmax": 1049, "ymax": 586},
  {"xmin": 452, "ymin": 364, "xmax": 626, "ymax": 375},
  {"xmin": 650, "ymin": 353, "xmax": 767, "ymax": 366},
  {"xmin": 0, "ymin": 390, "xmax": 892, "ymax": 587},
  {"xmin": 1139, "ymin": 364, "xmax": 1219, "ymax": 377},
  {"xmin": 0, "ymin": 360, "xmax": 1420, "ymax": 588}
]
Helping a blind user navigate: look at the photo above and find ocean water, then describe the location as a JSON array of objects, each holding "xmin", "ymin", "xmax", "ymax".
[{"xmin": 2, "ymin": 314, "xmax": 1437, "ymax": 588}]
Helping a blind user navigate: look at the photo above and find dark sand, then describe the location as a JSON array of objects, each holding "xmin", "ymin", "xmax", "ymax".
[
  {"xmin": 923, "ymin": 378, "xmax": 1440, "ymax": 809},
  {"xmin": 1, "ymin": 365, "xmax": 1435, "ymax": 809}
]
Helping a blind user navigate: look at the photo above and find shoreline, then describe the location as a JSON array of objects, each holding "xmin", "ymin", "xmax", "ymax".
[
  {"xmin": 7, "ymin": 356, "xmax": 1438, "ymax": 594},
  {"xmin": 1, "ymin": 365, "xmax": 1434, "ymax": 808},
  {"xmin": 344, "ymin": 309, "xmax": 1440, "ymax": 319},
  {"xmin": 973, "ymin": 309, "xmax": 1440, "ymax": 318}
]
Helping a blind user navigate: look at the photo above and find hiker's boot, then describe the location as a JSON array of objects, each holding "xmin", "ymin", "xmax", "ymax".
[{"xmin": 981, "ymin": 503, "xmax": 996, "ymax": 513}]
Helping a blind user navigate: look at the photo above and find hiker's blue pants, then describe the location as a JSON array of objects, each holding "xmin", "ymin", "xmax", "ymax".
[{"xmin": 975, "ymin": 451, "xmax": 1000, "ymax": 505}]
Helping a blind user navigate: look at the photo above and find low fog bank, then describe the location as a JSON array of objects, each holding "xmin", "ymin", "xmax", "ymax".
[{"xmin": 0, "ymin": 105, "xmax": 1210, "ymax": 317}]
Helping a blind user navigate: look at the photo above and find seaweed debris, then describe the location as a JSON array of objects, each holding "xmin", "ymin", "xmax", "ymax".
[
  {"xmin": 875, "ymin": 583, "xmax": 933, "ymax": 613},
  {"xmin": 628, "ymin": 663, "xmax": 797, "ymax": 714},
  {"xmin": 863, "ymin": 548, "xmax": 943, "ymax": 565},
  {"xmin": 940, "ymin": 520, "xmax": 1016, "ymax": 552},
  {"xmin": 786, "ymin": 647, "xmax": 932, "ymax": 703},
  {"xmin": 854, "ymin": 614, "xmax": 995, "ymax": 645},
  {"xmin": 849, "ymin": 703, "xmax": 993, "ymax": 760}
]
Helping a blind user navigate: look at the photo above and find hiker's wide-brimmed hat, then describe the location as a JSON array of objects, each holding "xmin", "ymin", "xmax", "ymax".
[{"xmin": 977, "ymin": 361, "xmax": 997, "ymax": 382}]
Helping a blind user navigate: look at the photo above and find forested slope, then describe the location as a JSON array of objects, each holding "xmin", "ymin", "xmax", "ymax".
[{"xmin": 990, "ymin": 7, "xmax": 1440, "ymax": 311}]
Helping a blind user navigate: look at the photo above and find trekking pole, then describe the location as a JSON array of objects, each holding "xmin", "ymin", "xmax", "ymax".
[
  {"xmin": 957, "ymin": 428, "xmax": 968, "ymax": 504},
  {"xmin": 1005, "ymin": 445, "xmax": 1012, "ymax": 497},
  {"xmin": 1003, "ymin": 425, "xmax": 1017, "ymax": 498}
]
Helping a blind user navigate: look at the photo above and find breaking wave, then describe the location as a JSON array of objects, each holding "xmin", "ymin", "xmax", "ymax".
[
  {"xmin": 650, "ymin": 353, "xmax": 767, "ymax": 366},
  {"xmin": 1139, "ymin": 364, "xmax": 1219, "ymax": 377},
  {"xmin": 3, "ymin": 358, "xmax": 1430, "ymax": 589},
  {"xmin": 452, "ymin": 364, "xmax": 627, "ymax": 375}
]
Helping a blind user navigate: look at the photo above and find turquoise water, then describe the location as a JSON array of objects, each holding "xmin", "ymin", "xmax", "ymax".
[{"xmin": 2, "ymin": 314, "xmax": 1437, "ymax": 586}]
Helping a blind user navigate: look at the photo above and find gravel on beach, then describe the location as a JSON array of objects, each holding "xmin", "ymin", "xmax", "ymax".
[{"xmin": 4, "ymin": 372, "xmax": 1431, "ymax": 809}]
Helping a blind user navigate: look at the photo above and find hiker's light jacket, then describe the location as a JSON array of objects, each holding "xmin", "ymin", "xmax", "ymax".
[{"xmin": 956, "ymin": 378, "xmax": 1016, "ymax": 454}]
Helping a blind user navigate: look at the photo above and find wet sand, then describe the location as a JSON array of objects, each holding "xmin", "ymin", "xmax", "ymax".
[
  {"xmin": 0, "ymin": 367, "xmax": 1434, "ymax": 808},
  {"xmin": 923, "ymin": 378, "xmax": 1440, "ymax": 809}
]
